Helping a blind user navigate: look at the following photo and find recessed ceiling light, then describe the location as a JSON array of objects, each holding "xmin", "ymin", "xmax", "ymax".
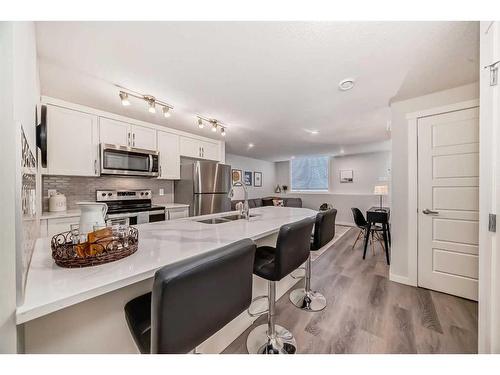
[
  {"xmin": 290, "ymin": 156, "xmax": 295, "ymax": 160},
  {"xmin": 339, "ymin": 78, "xmax": 355, "ymax": 91},
  {"xmin": 310, "ymin": 130, "xmax": 319, "ymax": 135},
  {"xmin": 248, "ymin": 143, "xmax": 254, "ymax": 148}
]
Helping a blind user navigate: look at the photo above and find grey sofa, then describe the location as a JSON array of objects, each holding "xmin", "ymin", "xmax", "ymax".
[{"xmin": 230, "ymin": 196, "xmax": 302, "ymax": 210}]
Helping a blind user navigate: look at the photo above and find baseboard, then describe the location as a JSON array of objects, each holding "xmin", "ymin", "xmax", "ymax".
[
  {"xmin": 389, "ymin": 272, "xmax": 417, "ymax": 287},
  {"xmin": 336, "ymin": 221, "xmax": 354, "ymax": 227}
]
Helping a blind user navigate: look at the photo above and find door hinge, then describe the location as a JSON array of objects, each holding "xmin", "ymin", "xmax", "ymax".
[
  {"xmin": 489, "ymin": 213, "xmax": 496, "ymax": 233},
  {"xmin": 484, "ymin": 60, "xmax": 500, "ymax": 86}
]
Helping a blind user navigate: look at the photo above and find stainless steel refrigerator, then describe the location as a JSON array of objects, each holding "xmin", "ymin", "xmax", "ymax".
[{"xmin": 174, "ymin": 160, "xmax": 232, "ymax": 216}]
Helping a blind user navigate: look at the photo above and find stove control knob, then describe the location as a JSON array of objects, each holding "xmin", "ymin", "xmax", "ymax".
[
  {"xmin": 101, "ymin": 193, "xmax": 106, "ymax": 197},
  {"xmin": 108, "ymin": 193, "xmax": 112, "ymax": 196},
  {"xmin": 140, "ymin": 192, "xmax": 144, "ymax": 196},
  {"xmin": 145, "ymin": 192, "xmax": 149, "ymax": 195}
]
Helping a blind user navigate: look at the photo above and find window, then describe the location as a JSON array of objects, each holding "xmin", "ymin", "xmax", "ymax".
[{"xmin": 290, "ymin": 156, "xmax": 329, "ymax": 191}]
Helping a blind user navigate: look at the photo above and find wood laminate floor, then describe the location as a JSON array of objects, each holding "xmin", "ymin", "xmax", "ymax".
[{"xmin": 223, "ymin": 227, "xmax": 478, "ymax": 354}]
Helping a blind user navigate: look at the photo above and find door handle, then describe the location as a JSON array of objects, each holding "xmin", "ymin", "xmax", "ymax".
[{"xmin": 422, "ymin": 209, "xmax": 439, "ymax": 215}]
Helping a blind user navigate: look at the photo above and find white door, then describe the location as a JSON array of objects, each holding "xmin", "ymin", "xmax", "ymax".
[
  {"xmin": 131, "ymin": 125, "xmax": 156, "ymax": 150},
  {"xmin": 200, "ymin": 140, "xmax": 220, "ymax": 161},
  {"xmin": 417, "ymin": 106, "xmax": 479, "ymax": 300},
  {"xmin": 179, "ymin": 136, "xmax": 202, "ymax": 158},
  {"xmin": 157, "ymin": 131, "xmax": 180, "ymax": 179},
  {"xmin": 46, "ymin": 105, "xmax": 99, "ymax": 176},
  {"xmin": 99, "ymin": 118, "xmax": 130, "ymax": 147}
]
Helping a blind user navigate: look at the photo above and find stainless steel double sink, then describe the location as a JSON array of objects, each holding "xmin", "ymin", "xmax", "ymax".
[{"xmin": 197, "ymin": 214, "xmax": 257, "ymax": 224}]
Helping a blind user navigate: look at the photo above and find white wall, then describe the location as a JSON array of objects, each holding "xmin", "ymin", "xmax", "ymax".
[
  {"xmin": 390, "ymin": 82, "xmax": 479, "ymax": 284},
  {"xmin": 0, "ymin": 21, "xmax": 40, "ymax": 353},
  {"xmin": 0, "ymin": 21, "xmax": 18, "ymax": 354},
  {"xmin": 225, "ymin": 153, "xmax": 277, "ymax": 200},
  {"xmin": 275, "ymin": 150, "xmax": 391, "ymax": 225}
]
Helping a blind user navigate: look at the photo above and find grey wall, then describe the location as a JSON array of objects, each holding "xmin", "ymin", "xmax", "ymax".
[
  {"xmin": 275, "ymin": 150, "xmax": 391, "ymax": 224},
  {"xmin": 390, "ymin": 82, "xmax": 479, "ymax": 281},
  {"xmin": 42, "ymin": 176, "xmax": 174, "ymax": 211},
  {"xmin": 225, "ymin": 153, "xmax": 277, "ymax": 200}
]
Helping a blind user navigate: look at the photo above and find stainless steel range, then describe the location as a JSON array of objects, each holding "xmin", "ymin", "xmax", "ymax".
[{"xmin": 96, "ymin": 189, "xmax": 166, "ymax": 225}]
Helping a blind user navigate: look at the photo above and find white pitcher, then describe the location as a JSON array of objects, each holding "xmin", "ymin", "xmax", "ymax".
[{"xmin": 77, "ymin": 202, "xmax": 108, "ymax": 234}]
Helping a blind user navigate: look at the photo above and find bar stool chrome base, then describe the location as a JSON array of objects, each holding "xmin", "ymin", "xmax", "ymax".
[
  {"xmin": 289, "ymin": 288, "xmax": 327, "ymax": 312},
  {"xmin": 246, "ymin": 324, "xmax": 297, "ymax": 354}
]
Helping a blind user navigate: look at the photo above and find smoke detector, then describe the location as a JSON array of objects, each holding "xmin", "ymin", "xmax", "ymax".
[{"xmin": 339, "ymin": 78, "xmax": 355, "ymax": 91}]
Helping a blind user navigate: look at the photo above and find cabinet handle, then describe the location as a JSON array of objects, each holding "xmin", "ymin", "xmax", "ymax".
[
  {"xmin": 159, "ymin": 165, "xmax": 162, "ymax": 177},
  {"xmin": 202, "ymin": 147, "xmax": 204, "ymax": 157},
  {"xmin": 94, "ymin": 159, "xmax": 98, "ymax": 175},
  {"xmin": 132, "ymin": 133, "xmax": 135, "ymax": 147},
  {"xmin": 128, "ymin": 132, "xmax": 131, "ymax": 147}
]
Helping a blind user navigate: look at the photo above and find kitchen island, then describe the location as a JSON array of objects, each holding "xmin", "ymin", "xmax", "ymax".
[{"xmin": 18, "ymin": 206, "xmax": 317, "ymax": 353}]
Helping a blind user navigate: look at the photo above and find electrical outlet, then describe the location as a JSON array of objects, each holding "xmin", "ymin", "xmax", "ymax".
[
  {"xmin": 159, "ymin": 188, "xmax": 164, "ymax": 196},
  {"xmin": 48, "ymin": 189, "xmax": 57, "ymax": 197}
]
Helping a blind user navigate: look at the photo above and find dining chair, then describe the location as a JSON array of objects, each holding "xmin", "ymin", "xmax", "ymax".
[{"xmin": 351, "ymin": 208, "xmax": 384, "ymax": 255}]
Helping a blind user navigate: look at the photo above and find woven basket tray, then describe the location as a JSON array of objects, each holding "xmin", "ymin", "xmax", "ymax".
[{"xmin": 51, "ymin": 227, "xmax": 139, "ymax": 268}]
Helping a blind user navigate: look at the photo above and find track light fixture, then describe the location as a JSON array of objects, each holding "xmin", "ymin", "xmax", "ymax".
[
  {"xmin": 117, "ymin": 87, "xmax": 173, "ymax": 117},
  {"xmin": 196, "ymin": 116, "xmax": 228, "ymax": 136}
]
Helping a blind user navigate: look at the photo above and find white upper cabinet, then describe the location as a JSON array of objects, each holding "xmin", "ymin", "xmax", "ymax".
[
  {"xmin": 179, "ymin": 136, "xmax": 202, "ymax": 159},
  {"xmin": 41, "ymin": 97, "xmax": 223, "ymax": 177},
  {"xmin": 179, "ymin": 136, "xmax": 220, "ymax": 161},
  {"xmin": 99, "ymin": 118, "xmax": 130, "ymax": 146},
  {"xmin": 130, "ymin": 125, "xmax": 156, "ymax": 150},
  {"xmin": 157, "ymin": 131, "xmax": 180, "ymax": 179},
  {"xmin": 201, "ymin": 141, "xmax": 220, "ymax": 161},
  {"xmin": 99, "ymin": 119, "xmax": 156, "ymax": 150},
  {"xmin": 46, "ymin": 105, "xmax": 99, "ymax": 176}
]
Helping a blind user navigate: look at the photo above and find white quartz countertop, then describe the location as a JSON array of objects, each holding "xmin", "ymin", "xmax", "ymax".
[
  {"xmin": 17, "ymin": 206, "xmax": 316, "ymax": 324},
  {"xmin": 39, "ymin": 203, "xmax": 189, "ymax": 219}
]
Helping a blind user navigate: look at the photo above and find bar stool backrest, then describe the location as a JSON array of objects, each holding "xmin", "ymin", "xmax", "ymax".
[
  {"xmin": 311, "ymin": 209, "xmax": 337, "ymax": 251},
  {"xmin": 274, "ymin": 217, "xmax": 315, "ymax": 281},
  {"xmin": 151, "ymin": 239, "xmax": 256, "ymax": 353}
]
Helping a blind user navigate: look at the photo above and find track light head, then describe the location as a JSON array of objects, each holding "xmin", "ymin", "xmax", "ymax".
[
  {"xmin": 162, "ymin": 106, "xmax": 171, "ymax": 118},
  {"xmin": 220, "ymin": 127, "xmax": 226, "ymax": 136},
  {"xmin": 198, "ymin": 118, "xmax": 204, "ymax": 129},
  {"xmin": 119, "ymin": 92, "xmax": 130, "ymax": 106},
  {"xmin": 211, "ymin": 121, "xmax": 218, "ymax": 132},
  {"xmin": 144, "ymin": 96, "xmax": 156, "ymax": 113}
]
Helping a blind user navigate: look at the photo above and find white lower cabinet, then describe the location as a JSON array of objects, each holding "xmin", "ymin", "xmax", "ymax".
[
  {"xmin": 40, "ymin": 216, "xmax": 80, "ymax": 238},
  {"xmin": 157, "ymin": 131, "xmax": 180, "ymax": 179},
  {"xmin": 167, "ymin": 207, "xmax": 189, "ymax": 220},
  {"xmin": 46, "ymin": 105, "xmax": 99, "ymax": 176}
]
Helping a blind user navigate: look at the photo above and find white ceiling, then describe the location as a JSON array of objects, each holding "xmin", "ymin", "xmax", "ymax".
[{"xmin": 35, "ymin": 21, "xmax": 479, "ymax": 161}]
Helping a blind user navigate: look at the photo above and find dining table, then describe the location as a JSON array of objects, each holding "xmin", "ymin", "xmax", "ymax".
[{"xmin": 363, "ymin": 206, "xmax": 391, "ymax": 265}]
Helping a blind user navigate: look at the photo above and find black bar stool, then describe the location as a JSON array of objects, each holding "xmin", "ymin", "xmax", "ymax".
[
  {"xmin": 246, "ymin": 217, "xmax": 315, "ymax": 354},
  {"xmin": 124, "ymin": 239, "xmax": 256, "ymax": 354},
  {"xmin": 289, "ymin": 208, "xmax": 337, "ymax": 312}
]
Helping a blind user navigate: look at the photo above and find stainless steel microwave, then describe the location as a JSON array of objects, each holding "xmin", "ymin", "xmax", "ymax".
[{"xmin": 100, "ymin": 144, "xmax": 159, "ymax": 177}]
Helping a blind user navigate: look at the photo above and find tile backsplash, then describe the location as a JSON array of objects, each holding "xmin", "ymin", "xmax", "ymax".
[{"xmin": 42, "ymin": 175, "xmax": 174, "ymax": 211}]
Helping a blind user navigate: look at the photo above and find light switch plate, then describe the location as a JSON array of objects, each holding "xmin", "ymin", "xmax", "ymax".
[{"xmin": 159, "ymin": 188, "xmax": 164, "ymax": 196}]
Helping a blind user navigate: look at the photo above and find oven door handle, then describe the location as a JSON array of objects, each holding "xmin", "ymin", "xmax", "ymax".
[{"xmin": 149, "ymin": 154, "xmax": 153, "ymax": 173}]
